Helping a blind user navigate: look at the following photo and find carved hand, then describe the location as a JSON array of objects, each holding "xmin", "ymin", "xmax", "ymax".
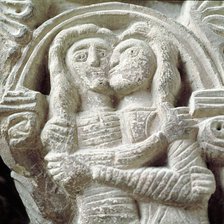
[
  {"xmin": 162, "ymin": 105, "xmax": 198, "ymax": 143},
  {"xmin": 41, "ymin": 116, "xmax": 77, "ymax": 154},
  {"xmin": 161, "ymin": 167, "xmax": 215, "ymax": 204},
  {"xmin": 190, "ymin": 166, "xmax": 216, "ymax": 201},
  {"xmin": 90, "ymin": 164, "xmax": 215, "ymax": 206},
  {"xmin": 45, "ymin": 152, "xmax": 91, "ymax": 195}
]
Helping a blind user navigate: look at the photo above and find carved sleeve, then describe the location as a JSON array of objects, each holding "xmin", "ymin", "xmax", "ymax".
[
  {"xmin": 92, "ymin": 140, "xmax": 215, "ymax": 206},
  {"xmin": 93, "ymin": 166, "xmax": 192, "ymax": 205},
  {"xmin": 114, "ymin": 132, "xmax": 168, "ymax": 168},
  {"xmin": 71, "ymin": 131, "xmax": 168, "ymax": 167}
]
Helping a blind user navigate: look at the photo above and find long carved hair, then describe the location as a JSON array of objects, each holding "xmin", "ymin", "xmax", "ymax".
[{"xmin": 48, "ymin": 24, "xmax": 117, "ymax": 120}]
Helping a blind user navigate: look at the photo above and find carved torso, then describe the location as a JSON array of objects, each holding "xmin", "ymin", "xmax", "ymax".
[
  {"xmin": 76, "ymin": 109, "xmax": 139, "ymax": 224},
  {"xmin": 75, "ymin": 107, "xmax": 161, "ymax": 224},
  {"xmin": 119, "ymin": 107, "xmax": 157, "ymax": 144},
  {"xmin": 76, "ymin": 110, "xmax": 122, "ymax": 149},
  {"xmin": 0, "ymin": 2, "xmax": 222, "ymax": 223}
]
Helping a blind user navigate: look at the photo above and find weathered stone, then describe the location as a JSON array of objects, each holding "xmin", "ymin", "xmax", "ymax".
[{"xmin": 0, "ymin": 1, "xmax": 224, "ymax": 223}]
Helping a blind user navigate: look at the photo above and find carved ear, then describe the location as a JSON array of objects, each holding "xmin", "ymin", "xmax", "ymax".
[{"xmin": 180, "ymin": 1, "xmax": 224, "ymax": 85}]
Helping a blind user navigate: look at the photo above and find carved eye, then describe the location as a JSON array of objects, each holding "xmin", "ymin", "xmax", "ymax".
[
  {"xmin": 126, "ymin": 47, "xmax": 140, "ymax": 57},
  {"xmin": 97, "ymin": 49, "xmax": 107, "ymax": 58},
  {"xmin": 74, "ymin": 51, "xmax": 88, "ymax": 62}
]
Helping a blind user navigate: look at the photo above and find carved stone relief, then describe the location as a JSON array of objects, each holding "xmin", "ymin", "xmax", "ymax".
[{"xmin": 0, "ymin": 1, "xmax": 224, "ymax": 224}]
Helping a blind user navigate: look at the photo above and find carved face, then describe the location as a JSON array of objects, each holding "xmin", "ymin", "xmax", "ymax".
[
  {"xmin": 66, "ymin": 38, "xmax": 112, "ymax": 94},
  {"xmin": 109, "ymin": 38, "xmax": 156, "ymax": 96}
]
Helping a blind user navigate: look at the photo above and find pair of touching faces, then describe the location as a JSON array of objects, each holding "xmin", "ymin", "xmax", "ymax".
[{"xmin": 66, "ymin": 36, "xmax": 156, "ymax": 98}]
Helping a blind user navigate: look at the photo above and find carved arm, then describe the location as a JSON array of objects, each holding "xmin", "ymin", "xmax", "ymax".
[
  {"xmin": 91, "ymin": 140, "xmax": 215, "ymax": 207},
  {"xmin": 91, "ymin": 163, "xmax": 215, "ymax": 207},
  {"xmin": 114, "ymin": 105, "xmax": 198, "ymax": 168}
]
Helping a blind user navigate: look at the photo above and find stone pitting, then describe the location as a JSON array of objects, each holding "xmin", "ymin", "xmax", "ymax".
[{"xmin": 0, "ymin": 1, "xmax": 224, "ymax": 223}]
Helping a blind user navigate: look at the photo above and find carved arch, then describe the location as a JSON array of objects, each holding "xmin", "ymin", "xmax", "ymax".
[{"xmin": 2, "ymin": 2, "xmax": 222, "ymax": 102}]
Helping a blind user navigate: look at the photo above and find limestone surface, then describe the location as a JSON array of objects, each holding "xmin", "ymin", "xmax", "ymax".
[{"xmin": 0, "ymin": 1, "xmax": 224, "ymax": 224}]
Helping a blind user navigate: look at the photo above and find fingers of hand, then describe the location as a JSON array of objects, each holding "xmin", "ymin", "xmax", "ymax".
[
  {"xmin": 172, "ymin": 107, "xmax": 189, "ymax": 115},
  {"xmin": 42, "ymin": 123, "xmax": 74, "ymax": 145},
  {"xmin": 45, "ymin": 153, "xmax": 66, "ymax": 162},
  {"xmin": 47, "ymin": 161, "xmax": 61, "ymax": 169},
  {"xmin": 48, "ymin": 117, "xmax": 74, "ymax": 128},
  {"xmin": 48, "ymin": 167, "xmax": 62, "ymax": 176},
  {"xmin": 192, "ymin": 182, "xmax": 215, "ymax": 195},
  {"xmin": 191, "ymin": 174, "xmax": 215, "ymax": 183},
  {"xmin": 44, "ymin": 123, "xmax": 72, "ymax": 135},
  {"xmin": 182, "ymin": 126, "xmax": 199, "ymax": 136},
  {"xmin": 190, "ymin": 166, "xmax": 212, "ymax": 175},
  {"xmin": 179, "ymin": 119, "xmax": 198, "ymax": 128},
  {"xmin": 53, "ymin": 172, "xmax": 65, "ymax": 182},
  {"xmin": 92, "ymin": 165, "xmax": 104, "ymax": 180},
  {"xmin": 191, "ymin": 172, "xmax": 215, "ymax": 194}
]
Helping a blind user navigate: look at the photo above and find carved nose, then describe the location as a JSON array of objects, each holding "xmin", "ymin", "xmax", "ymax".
[{"xmin": 88, "ymin": 47, "xmax": 100, "ymax": 67}]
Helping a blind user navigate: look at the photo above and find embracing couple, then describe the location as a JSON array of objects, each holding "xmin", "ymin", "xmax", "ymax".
[{"xmin": 43, "ymin": 23, "xmax": 215, "ymax": 224}]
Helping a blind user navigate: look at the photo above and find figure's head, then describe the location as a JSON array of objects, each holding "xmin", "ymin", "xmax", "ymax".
[
  {"xmin": 49, "ymin": 24, "xmax": 117, "ymax": 97},
  {"xmin": 66, "ymin": 37, "xmax": 113, "ymax": 94},
  {"xmin": 106, "ymin": 22, "xmax": 156, "ymax": 96},
  {"xmin": 109, "ymin": 38, "xmax": 156, "ymax": 96}
]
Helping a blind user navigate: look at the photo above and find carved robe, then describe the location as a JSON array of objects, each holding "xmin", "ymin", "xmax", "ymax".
[{"xmin": 117, "ymin": 106, "xmax": 212, "ymax": 224}]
